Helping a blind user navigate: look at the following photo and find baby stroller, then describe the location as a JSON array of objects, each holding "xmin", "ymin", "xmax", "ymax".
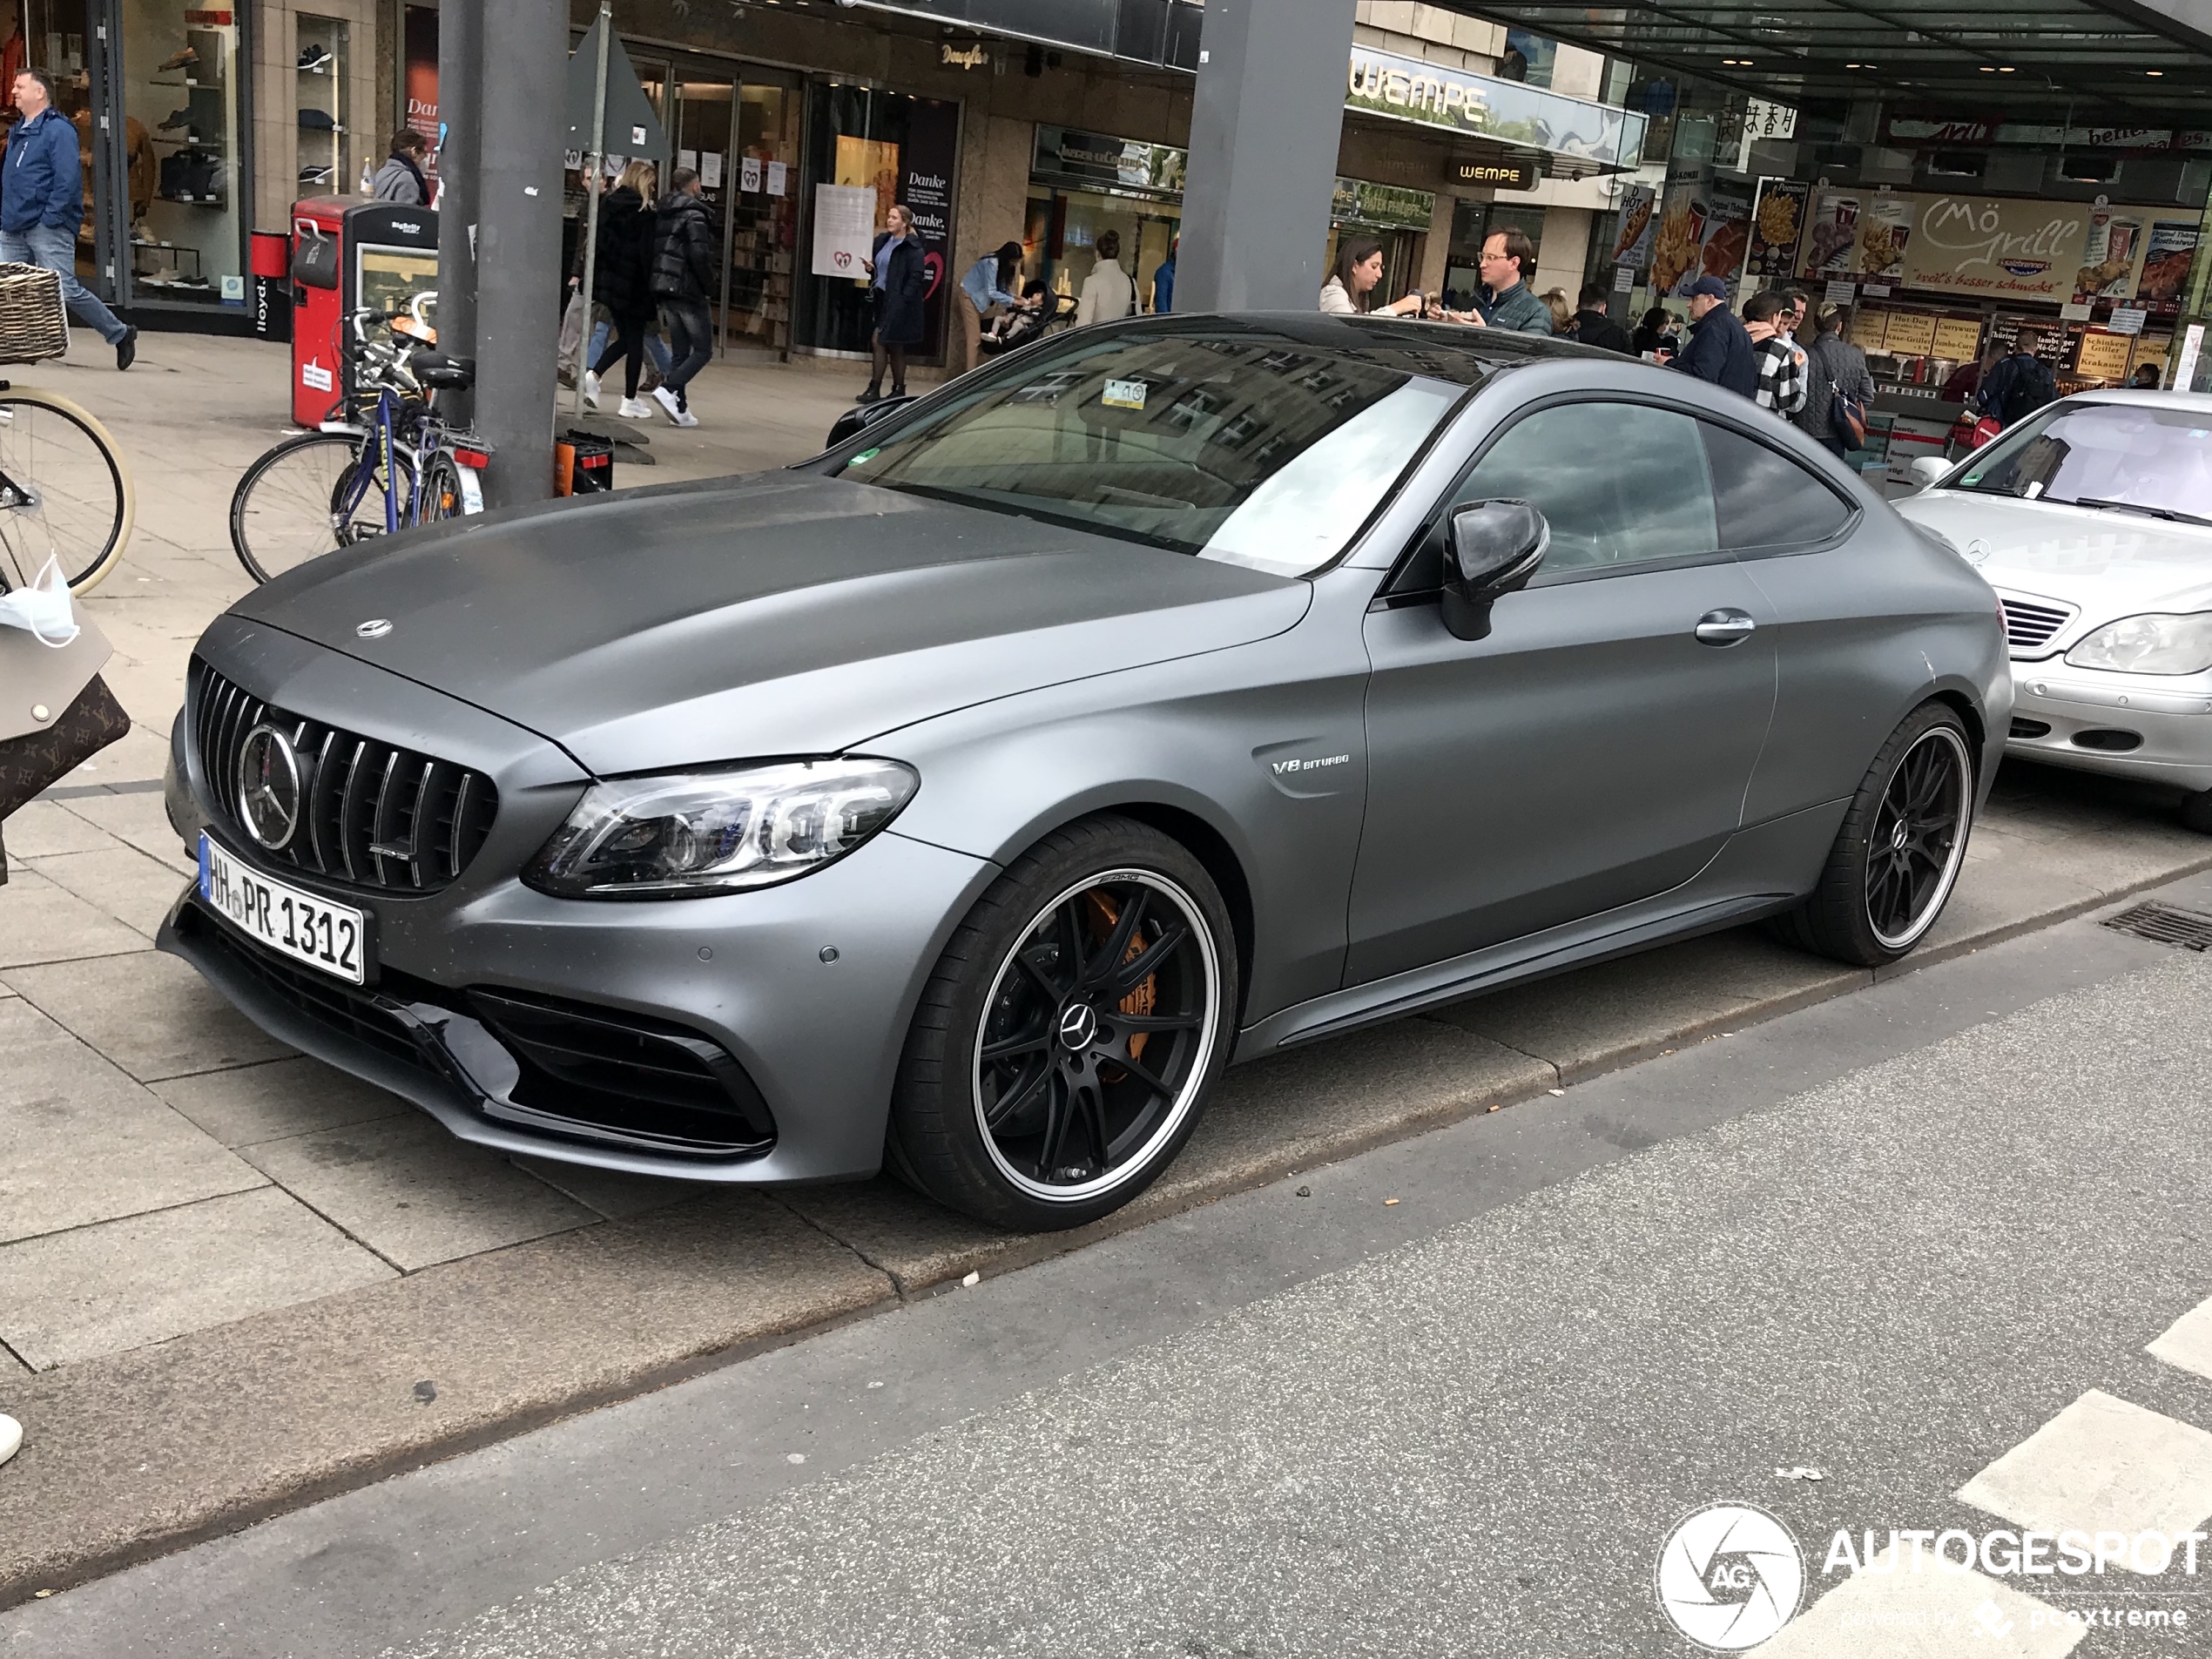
[{"xmin": 981, "ymin": 291, "xmax": 1078, "ymax": 356}]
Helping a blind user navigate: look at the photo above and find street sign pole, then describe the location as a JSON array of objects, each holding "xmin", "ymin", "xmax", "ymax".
[
  {"xmin": 573, "ymin": 3, "xmax": 612, "ymax": 421},
  {"xmin": 474, "ymin": 0, "xmax": 567, "ymax": 509}
]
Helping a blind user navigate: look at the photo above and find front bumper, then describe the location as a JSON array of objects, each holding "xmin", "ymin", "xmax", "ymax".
[
  {"xmin": 160, "ymin": 618, "xmax": 995, "ymax": 1183},
  {"xmin": 2004, "ymin": 664, "xmax": 2212, "ymax": 794}
]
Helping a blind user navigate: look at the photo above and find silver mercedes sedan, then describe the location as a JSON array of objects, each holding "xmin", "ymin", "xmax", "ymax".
[{"xmin": 161, "ymin": 317, "xmax": 2007, "ymax": 1231}]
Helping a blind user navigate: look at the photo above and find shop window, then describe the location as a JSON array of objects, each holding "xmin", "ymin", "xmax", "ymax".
[
  {"xmin": 725, "ymin": 75, "xmax": 798, "ymax": 354},
  {"xmin": 294, "ymin": 17, "xmax": 347, "ymax": 197},
  {"xmin": 795, "ymin": 84, "xmax": 959, "ymax": 358},
  {"xmin": 12, "ymin": 4, "xmax": 113, "ymax": 299},
  {"xmin": 128, "ymin": 0, "xmax": 245, "ymax": 306}
]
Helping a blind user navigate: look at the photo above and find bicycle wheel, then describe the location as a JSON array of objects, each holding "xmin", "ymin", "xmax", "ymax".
[
  {"xmin": 231, "ymin": 431, "xmax": 413, "ymax": 584},
  {"xmin": 416, "ymin": 452, "xmax": 465, "ymax": 526},
  {"xmin": 0, "ymin": 388, "xmax": 134, "ymax": 595}
]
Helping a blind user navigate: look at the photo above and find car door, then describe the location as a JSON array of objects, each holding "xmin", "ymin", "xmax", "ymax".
[{"xmin": 1346, "ymin": 396, "xmax": 1778, "ymax": 985}]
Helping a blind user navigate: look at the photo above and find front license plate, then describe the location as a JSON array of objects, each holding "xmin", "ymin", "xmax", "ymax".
[{"xmin": 198, "ymin": 833, "xmax": 368, "ymax": 986}]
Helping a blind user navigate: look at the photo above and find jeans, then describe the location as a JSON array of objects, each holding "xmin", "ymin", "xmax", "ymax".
[
  {"xmin": 660, "ymin": 300, "xmax": 712, "ymax": 407},
  {"xmin": 0, "ymin": 225, "xmax": 126, "ymax": 346},
  {"xmin": 587, "ymin": 317, "xmax": 668, "ymax": 381}
]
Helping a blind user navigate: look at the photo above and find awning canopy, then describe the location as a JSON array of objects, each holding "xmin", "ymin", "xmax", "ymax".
[{"xmin": 1447, "ymin": 0, "xmax": 2212, "ymax": 125}]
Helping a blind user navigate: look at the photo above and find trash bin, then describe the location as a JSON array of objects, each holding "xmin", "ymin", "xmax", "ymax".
[
  {"xmin": 560, "ymin": 430, "xmax": 613, "ymax": 496},
  {"xmin": 249, "ymin": 230, "xmax": 292, "ymax": 343}
]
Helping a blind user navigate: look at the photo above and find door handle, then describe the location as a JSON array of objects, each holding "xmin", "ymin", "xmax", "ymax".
[{"xmin": 1694, "ymin": 609, "xmax": 1757, "ymax": 646}]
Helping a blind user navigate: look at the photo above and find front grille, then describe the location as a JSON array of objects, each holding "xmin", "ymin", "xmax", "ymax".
[
  {"xmin": 192, "ymin": 660, "xmax": 497, "ymax": 894},
  {"xmin": 1996, "ymin": 591, "xmax": 2074, "ymax": 654},
  {"xmin": 468, "ymin": 987, "xmax": 778, "ymax": 1156},
  {"xmin": 2102, "ymin": 901, "xmax": 2212, "ymax": 952}
]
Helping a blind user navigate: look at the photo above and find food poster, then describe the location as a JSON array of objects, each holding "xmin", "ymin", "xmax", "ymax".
[
  {"xmin": 2073, "ymin": 205, "xmax": 2148, "ymax": 302},
  {"xmin": 1650, "ymin": 184, "xmax": 1704, "ymax": 297},
  {"xmin": 1800, "ymin": 189, "xmax": 1862, "ymax": 278},
  {"xmin": 1744, "ymin": 180, "xmax": 1808, "ymax": 282},
  {"xmin": 1856, "ymin": 195, "xmax": 1913, "ymax": 280},
  {"xmin": 1652, "ymin": 180, "xmax": 1751, "ymax": 297},
  {"xmin": 1612, "ymin": 185, "xmax": 1656, "ymax": 272},
  {"xmin": 1699, "ymin": 179, "xmax": 1754, "ymax": 290},
  {"xmin": 2136, "ymin": 220, "xmax": 2200, "ymax": 307}
]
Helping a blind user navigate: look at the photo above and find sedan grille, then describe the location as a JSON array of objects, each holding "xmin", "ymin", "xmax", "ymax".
[
  {"xmin": 192, "ymin": 660, "xmax": 497, "ymax": 894},
  {"xmin": 1995, "ymin": 591, "xmax": 2074, "ymax": 654}
]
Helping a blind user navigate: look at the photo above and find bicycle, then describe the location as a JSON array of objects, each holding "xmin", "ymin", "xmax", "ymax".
[
  {"xmin": 0, "ymin": 263, "xmax": 135, "ymax": 596},
  {"xmin": 228, "ymin": 295, "xmax": 492, "ymax": 584}
]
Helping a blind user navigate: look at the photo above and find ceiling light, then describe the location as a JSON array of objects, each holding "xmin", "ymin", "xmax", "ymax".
[
  {"xmin": 2148, "ymin": 69, "xmax": 2165, "ymax": 76},
  {"xmin": 1998, "ymin": 65, "xmax": 2015, "ymax": 73},
  {"xmin": 1979, "ymin": 64, "xmax": 1995, "ymax": 72}
]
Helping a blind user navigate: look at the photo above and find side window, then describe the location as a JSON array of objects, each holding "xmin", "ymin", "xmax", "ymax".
[
  {"xmin": 1411, "ymin": 401, "xmax": 1718, "ymax": 585},
  {"xmin": 1701, "ymin": 421, "xmax": 1855, "ymax": 554}
]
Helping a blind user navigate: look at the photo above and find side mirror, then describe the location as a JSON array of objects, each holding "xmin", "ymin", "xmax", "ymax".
[
  {"xmin": 823, "ymin": 394, "xmax": 918, "ymax": 453},
  {"xmin": 1909, "ymin": 455, "xmax": 1951, "ymax": 492},
  {"xmin": 1441, "ymin": 499, "xmax": 1549, "ymax": 641}
]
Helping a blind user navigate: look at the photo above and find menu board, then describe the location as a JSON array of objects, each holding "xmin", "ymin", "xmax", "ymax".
[
  {"xmin": 2133, "ymin": 334, "xmax": 2173, "ymax": 381},
  {"xmin": 1932, "ymin": 316, "xmax": 1985, "ymax": 361},
  {"xmin": 1881, "ymin": 311, "xmax": 1939, "ymax": 356},
  {"xmin": 2074, "ymin": 329, "xmax": 2132, "ymax": 381}
]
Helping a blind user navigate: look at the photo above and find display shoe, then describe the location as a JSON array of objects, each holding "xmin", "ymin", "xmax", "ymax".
[
  {"xmin": 158, "ymin": 44, "xmax": 198, "ymax": 72},
  {"xmin": 297, "ymin": 45, "xmax": 333, "ymax": 71}
]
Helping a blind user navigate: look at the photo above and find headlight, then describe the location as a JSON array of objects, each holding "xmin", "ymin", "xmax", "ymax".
[
  {"xmin": 524, "ymin": 759, "xmax": 918, "ymax": 898},
  {"xmin": 2063, "ymin": 612, "xmax": 2212, "ymax": 676}
]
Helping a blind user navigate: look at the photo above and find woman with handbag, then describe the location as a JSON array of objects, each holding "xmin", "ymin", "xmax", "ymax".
[
  {"xmin": 1795, "ymin": 303, "xmax": 1876, "ymax": 459},
  {"xmin": 0, "ymin": 559, "xmax": 132, "ymax": 883}
]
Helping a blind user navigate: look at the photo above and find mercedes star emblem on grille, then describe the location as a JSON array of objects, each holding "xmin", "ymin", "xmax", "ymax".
[
  {"xmin": 356, "ymin": 618, "xmax": 394, "ymax": 638},
  {"xmin": 237, "ymin": 724, "xmax": 304, "ymax": 850}
]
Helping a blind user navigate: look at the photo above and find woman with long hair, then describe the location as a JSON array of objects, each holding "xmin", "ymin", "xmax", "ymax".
[
  {"xmin": 1318, "ymin": 237, "xmax": 1424, "ymax": 316},
  {"xmin": 581, "ymin": 159, "xmax": 661, "ymax": 419}
]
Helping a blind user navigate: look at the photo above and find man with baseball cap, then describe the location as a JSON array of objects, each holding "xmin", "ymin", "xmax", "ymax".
[{"xmin": 1664, "ymin": 275, "xmax": 1757, "ymax": 399}]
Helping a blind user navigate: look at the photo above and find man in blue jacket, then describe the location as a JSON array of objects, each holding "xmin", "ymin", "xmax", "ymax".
[
  {"xmin": 2, "ymin": 69, "xmax": 134, "ymax": 368},
  {"xmin": 1665, "ymin": 275, "xmax": 1754, "ymax": 399}
]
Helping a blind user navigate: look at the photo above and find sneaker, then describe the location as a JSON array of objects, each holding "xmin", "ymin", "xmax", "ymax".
[
  {"xmin": 854, "ymin": 384, "xmax": 881, "ymax": 405},
  {"xmin": 158, "ymin": 44, "xmax": 198, "ymax": 71},
  {"xmin": 0, "ymin": 1413, "xmax": 19, "ymax": 1469},
  {"xmin": 297, "ymin": 45, "xmax": 333, "ymax": 72},
  {"xmin": 617, "ymin": 396, "xmax": 652, "ymax": 421},
  {"xmin": 116, "ymin": 326, "xmax": 137, "ymax": 372},
  {"xmin": 157, "ymin": 108, "xmax": 191, "ymax": 132},
  {"xmin": 651, "ymin": 385, "xmax": 682, "ymax": 421},
  {"xmin": 581, "ymin": 369, "xmax": 601, "ymax": 408},
  {"xmin": 667, "ymin": 404, "xmax": 698, "ymax": 428}
]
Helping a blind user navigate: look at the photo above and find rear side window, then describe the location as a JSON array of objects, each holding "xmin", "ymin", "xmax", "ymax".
[{"xmin": 1701, "ymin": 421, "xmax": 1853, "ymax": 554}]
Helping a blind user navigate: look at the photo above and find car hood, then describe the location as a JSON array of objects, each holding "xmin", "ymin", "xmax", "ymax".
[
  {"xmin": 230, "ymin": 472, "xmax": 1312, "ymax": 774},
  {"xmin": 1898, "ymin": 489, "xmax": 2212, "ymax": 620}
]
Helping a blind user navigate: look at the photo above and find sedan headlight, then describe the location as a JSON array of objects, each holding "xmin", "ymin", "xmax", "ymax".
[
  {"xmin": 2063, "ymin": 612, "xmax": 2212, "ymax": 676},
  {"xmin": 524, "ymin": 759, "xmax": 918, "ymax": 898}
]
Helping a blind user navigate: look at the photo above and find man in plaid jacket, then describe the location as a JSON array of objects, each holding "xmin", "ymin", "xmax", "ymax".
[{"xmin": 1744, "ymin": 291, "xmax": 1806, "ymax": 417}]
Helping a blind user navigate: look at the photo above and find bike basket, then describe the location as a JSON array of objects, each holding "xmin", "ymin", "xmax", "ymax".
[{"xmin": 0, "ymin": 263, "xmax": 69, "ymax": 363}]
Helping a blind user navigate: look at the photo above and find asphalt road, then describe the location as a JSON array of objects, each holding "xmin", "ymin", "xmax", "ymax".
[{"xmin": 12, "ymin": 877, "xmax": 2212, "ymax": 1657}]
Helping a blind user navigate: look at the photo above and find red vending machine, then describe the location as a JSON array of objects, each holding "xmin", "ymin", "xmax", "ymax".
[{"xmin": 288, "ymin": 199, "xmax": 441, "ymax": 427}]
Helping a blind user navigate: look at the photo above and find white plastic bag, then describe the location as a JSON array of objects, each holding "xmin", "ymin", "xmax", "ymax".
[{"xmin": 0, "ymin": 556, "xmax": 79, "ymax": 647}]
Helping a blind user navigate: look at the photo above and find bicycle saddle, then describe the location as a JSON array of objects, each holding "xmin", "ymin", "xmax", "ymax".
[{"xmin": 412, "ymin": 354, "xmax": 475, "ymax": 390}]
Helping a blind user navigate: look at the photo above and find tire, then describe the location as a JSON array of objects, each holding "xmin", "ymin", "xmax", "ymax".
[
  {"xmin": 1774, "ymin": 701, "xmax": 1976, "ymax": 967},
  {"xmin": 231, "ymin": 431, "xmax": 413, "ymax": 583},
  {"xmin": 2182, "ymin": 790, "xmax": 2212, "ymax": 835},
  {"xmin": 0, "ymin": 388, "xmax": 133, "ymax": 595},
  {"xmin": 417, "ymin": 454, "xmax": 466, "ymax": 526},
  {"xmin": 889, "ymin": 814, "xmax": 1238, "ymax": 1231}
]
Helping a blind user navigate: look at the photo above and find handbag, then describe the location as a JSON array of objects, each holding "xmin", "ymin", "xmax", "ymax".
[
  {"xmin": 1968, "ymin": 415, "xmax": 2003, "ymax": 450},
  {"xmin": 0, "ymin": 673, "xmax": 131, "ymax": 822},
  {"xmin": 1830, "ymin": 388, "xmax": 1868, "ymax": 453}
]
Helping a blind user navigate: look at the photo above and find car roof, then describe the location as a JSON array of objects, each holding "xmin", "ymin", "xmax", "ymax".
[
  {"xmin": 2054, "ymin": 387, "xmax": 2212, "ymax": 415},
  {"xmin": 1083, "ymin": 310, "xmax": 1626, "ymax": 385}
]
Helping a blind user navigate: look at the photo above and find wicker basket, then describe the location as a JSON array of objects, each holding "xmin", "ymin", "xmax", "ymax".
[{"xmin": 0, "ymin": 263, "xmax": 69, "ymax": 364}]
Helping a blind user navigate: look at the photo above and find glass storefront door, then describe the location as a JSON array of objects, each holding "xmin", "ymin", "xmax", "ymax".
[
  {"xmin": 795, "ymin": 83, "xmax": 960, "ymax": 359},
  {"xmin": 726, "ymin": 71, "xmax": 798, "ymax": 356},
  {"xmin": 122, "ymin": 0, "xmax": 246, "ymax": 307},
  {"xmin": 9, "ymin": 3, "xmax": 111, "ymax": 302}
]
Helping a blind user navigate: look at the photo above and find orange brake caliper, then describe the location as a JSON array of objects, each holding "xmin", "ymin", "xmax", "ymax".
[{"xmin": 1084, "ymin": 892, "xmax": 1157, "ymax": 1064}]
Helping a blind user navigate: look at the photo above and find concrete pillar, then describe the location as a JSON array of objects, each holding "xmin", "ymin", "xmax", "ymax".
[
  {"xmin": 435, "ymin": 0, "xmax": 483, "ymax": 428},
  {"xmin": 473, "ymin": 0, "xmax": 567, "ymax": 509},
  {"xmin": 1177, "ymin": 0, "xmax": 1358, "ymax": 313}
]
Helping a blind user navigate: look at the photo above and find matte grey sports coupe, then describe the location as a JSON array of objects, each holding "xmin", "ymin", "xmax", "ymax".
[{"xmin": 162, "ymin": 317, "xmax": 2009, "ymax": 1231}]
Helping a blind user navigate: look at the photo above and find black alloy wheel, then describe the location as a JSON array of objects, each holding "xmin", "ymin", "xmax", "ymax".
[
  {"xmin": 1775, "ymin": 701, "xmax": 1976, "ymax": 968},
  {"xmin": 1864, "ymin": 725, "xmax": 1972, "ymax": 950},
  {"xmin": 890, "ymin": 817, "xmax": 1235, "ymax": 1231}
]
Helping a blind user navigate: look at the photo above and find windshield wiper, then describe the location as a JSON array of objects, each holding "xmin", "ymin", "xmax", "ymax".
[{"xmin": 2068, "ymin": 496, "xmax": 2212, "ymax": 528}]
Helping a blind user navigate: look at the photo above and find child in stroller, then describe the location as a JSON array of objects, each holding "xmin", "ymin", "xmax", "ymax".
[{"xmin": 981, "ymin": 281, "xmax": 1074, "ymax": 354}]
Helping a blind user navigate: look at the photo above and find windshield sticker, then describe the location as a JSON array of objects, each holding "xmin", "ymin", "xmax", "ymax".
[
  {"xmin": 1103, "ymin": 378, "xmax": 1148, "ymax": 410},
  {"xmin": 851, "ymin": 448, "xmax": 880, "ymax": 464}
]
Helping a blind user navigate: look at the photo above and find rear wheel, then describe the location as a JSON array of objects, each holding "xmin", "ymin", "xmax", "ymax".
[
  {"xmin": 231, "ymin": 431, "xmax": 413, "ymax": 584},
  {"xmin": 889, "ymin": 815, "xmax": 1237, "ymax": 1231},
  {"xmin": 1776, "ymin": 701, "xmax": 1975, "ymax": 967}
]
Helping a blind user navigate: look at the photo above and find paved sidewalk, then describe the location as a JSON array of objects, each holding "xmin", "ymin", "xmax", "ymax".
[{"xmin": 4, "ymin": 331, "xmax": 2212, "ymax": 1603}]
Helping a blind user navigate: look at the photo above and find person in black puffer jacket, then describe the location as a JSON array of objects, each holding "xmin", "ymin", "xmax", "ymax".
[
  {"xmin": 574, "ymin": 161, "xmax": 659, "ymax": 418},
  {"xmin": 650, "ymin": 169, "xmax": 718, "ymax": 427}
]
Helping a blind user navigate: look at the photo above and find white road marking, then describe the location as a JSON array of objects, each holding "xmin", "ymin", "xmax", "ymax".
[
  {"xmin": 1957, "ymin": 1389, "xmax": 2212, "ymax": 1562},
  {"xmin": 1757, "ymin": 1567, "xmax": 2080, "ymax": 1657},
  {"xmin": 2148, "ymin": 1294, "xmax": 2212, "ymax": 1384}
]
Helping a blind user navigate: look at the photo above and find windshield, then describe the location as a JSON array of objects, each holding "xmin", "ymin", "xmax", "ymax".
[
  {"xmin": 1950, "ymin": 401, "xmax": 2212, "ymax": 524},
  {"xmin": 835, "ymin": 330, "xmax": 1471, "ymax": 577}
]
